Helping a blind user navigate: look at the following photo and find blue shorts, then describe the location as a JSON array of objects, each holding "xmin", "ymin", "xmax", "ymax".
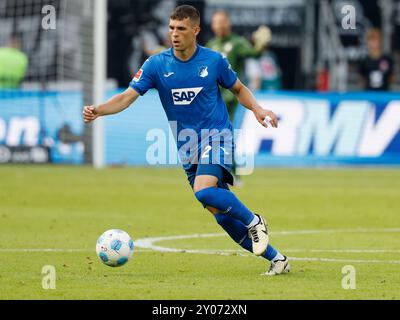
[
  {"xmin": 185, "ymin": 163, "xmax": 234, "ymax": 190},
  {"xmin": 182, "ymin": 137, "xmax": 235, "ymax": 190}
]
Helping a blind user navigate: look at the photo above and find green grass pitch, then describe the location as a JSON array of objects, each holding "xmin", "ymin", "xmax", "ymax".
[{"xmin": 0, "ymin": 165, "xmax": 399, "ymax": 300}]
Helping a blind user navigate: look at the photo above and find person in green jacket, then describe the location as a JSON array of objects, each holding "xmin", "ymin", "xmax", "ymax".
[
  {"xmin": 0, "ymin": 35, "xmax": 28, "ymax": 89},
  {"xmin": 206, "ymin": 10, "xmax": 270, "ymax": 120}
]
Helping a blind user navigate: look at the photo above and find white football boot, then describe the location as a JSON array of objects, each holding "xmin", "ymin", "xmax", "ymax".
[
  {"xmin": 263, "ymin": 256, "xmax": 291, "ymax": 276},
  {"xmin": 248, "ymin": 214, "xmax": 269, "ymax": 256}
]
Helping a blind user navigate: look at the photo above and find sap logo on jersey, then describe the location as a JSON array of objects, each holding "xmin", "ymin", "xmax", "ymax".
[{"xmin": 172, "ymin": 87, "xmax": 203, "ymax": 105}]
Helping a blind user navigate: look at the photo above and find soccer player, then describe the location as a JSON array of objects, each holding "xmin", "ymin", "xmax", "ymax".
[{"xmin": 83, "ymin": 5, "xmax": 290, "ymax": 275}]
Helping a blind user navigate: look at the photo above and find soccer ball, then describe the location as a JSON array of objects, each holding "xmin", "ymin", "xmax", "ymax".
[{"xmin": 96, "ymin": 229, "xmax": 134, "ymax": 267}]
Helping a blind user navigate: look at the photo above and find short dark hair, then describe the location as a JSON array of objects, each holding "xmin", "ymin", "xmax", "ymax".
[{"xmin": 170, "ymin": 5, "xmax": 200, "ymax": 26}]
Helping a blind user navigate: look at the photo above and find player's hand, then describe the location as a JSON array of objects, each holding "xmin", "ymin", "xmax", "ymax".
[
  {"xmin": 253, "ymin": 107, "xmax": 278, "ymax": 128},
  {"xmin": 83, "ymin": 105, "xmax": 98, "ymax": 123}
]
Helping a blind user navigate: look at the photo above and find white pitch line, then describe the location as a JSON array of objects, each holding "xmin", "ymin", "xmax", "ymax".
[
  {"xmin": 287, "ymin": 257, "xmax": 400, "ymax": 264},
  {"xmin": 2, "ymin": 228, "xmax": 399, "ymax": 264},
  {"xmin": 3, "ymin": 248, "xmax": 398, "ymax": 255},
  {"xmin": 272, "ymin": 228, "xmax": 400, "ymax": 235},
  {"xmin": 169, "ymin": 248, "xmax": 400, "ymax": 254},
  {"xmin": 133, "ymin": 228, "xmax": 400, "ymax": 264},
  {"xmin": 284, "ymin": 249, "xmax": 400, "ymax": 253},
  {"xmin": 134, "ymin": 228, "xmax": 400, "ymax": 251}
]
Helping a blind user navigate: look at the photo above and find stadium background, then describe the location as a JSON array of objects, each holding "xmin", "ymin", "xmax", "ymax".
[{"xmin": 1, "ymin": 0, "xmax": 399, "ymax": 167}]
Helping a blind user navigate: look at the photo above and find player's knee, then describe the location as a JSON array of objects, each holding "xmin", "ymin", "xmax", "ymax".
[
  {"xmin": 194, "ymin": 187, "xmax": 217, "ymax": 206},
  {"xmin": 206, "ymin": 206, "xmax": 220, "ymax": 215},
  {"xmin": 193, "ymin": 177, "xmax": 217, "ymax": 194}
]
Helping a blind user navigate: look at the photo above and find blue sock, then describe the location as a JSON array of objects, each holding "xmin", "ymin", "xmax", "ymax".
[
  {"xmin": 214, "ymin": 213, "xmax": 278, "ymax": 261},
  {"xmin": 195, "ymin": 187, "xmax": 255, "ymax": 226}
]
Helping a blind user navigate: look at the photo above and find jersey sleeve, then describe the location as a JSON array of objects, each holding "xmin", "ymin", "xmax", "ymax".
[
  {"xmin": 129, "ymin": 57, "xmax": 156, "ymax": 95},
  {"xmin": 217, "ymin": 54, "xmax": 238, "ymax": 89}
]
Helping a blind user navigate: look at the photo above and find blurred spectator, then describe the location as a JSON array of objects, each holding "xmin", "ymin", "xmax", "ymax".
[
  {"xmin": 0, "ymin": 33, "xmax": 28, "ymax": 89},
  {"xmin": 358, "ymin": 28, "xmax": 395, "ymax": 91},
  {"xmin": 206, "ymin": 10, "xmax": 269, "ymax": 120},
  {"xmin": 245, "ymin": 27, "xmax": 282, "ymax": 91}
]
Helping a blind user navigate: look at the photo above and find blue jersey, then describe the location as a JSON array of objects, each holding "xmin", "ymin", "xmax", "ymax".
[{"xmin": 129, "ymin": 45, "xmax": 238, "ymax": 168}]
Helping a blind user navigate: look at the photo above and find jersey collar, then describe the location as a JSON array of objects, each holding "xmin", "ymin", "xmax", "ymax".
[{"xmin": 171, "ymin": 44, "xmax": 200, "ymax": 63}]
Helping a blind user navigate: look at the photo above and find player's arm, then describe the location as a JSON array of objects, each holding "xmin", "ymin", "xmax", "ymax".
[
  {"xmin": 83, "ymin": 87, "xmax": 139, "ymax": 123},
  {"xmin": 230, "ymin": 78, "xmax": 278, "ymax": 128}
]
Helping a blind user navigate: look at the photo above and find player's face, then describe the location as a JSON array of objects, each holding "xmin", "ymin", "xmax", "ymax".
[
  {"xmin": 169, "ymin": 18, "xmax": 199, "ymax": 52},
  {"xmin": 211, "ymin": 13, "xmax": 230, "ymax": 38}
]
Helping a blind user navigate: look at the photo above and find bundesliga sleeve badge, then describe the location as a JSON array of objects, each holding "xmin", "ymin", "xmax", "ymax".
[{"xmin": 133, "ymin": 69, "xmax": 143, "ymax": 82}]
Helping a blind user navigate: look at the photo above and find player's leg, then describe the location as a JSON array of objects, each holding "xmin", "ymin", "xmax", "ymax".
[
  {"xmin": 193, "ymin": 164, "xmax": 268, "ymax": 256},
  {"xmin": 213, "ymin": 213, "xmax": 290, "ymax": 275},
  {"xmin": 193, "ymin": 166, "xmax": 255, "ymax": 225},
  {"xmin": 192, "ymin": 167, "xmax": 288, "ymax": 273},
  {"xmin": 193, "ymin": 171, "xmax": 257, "ymax": 227}
]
